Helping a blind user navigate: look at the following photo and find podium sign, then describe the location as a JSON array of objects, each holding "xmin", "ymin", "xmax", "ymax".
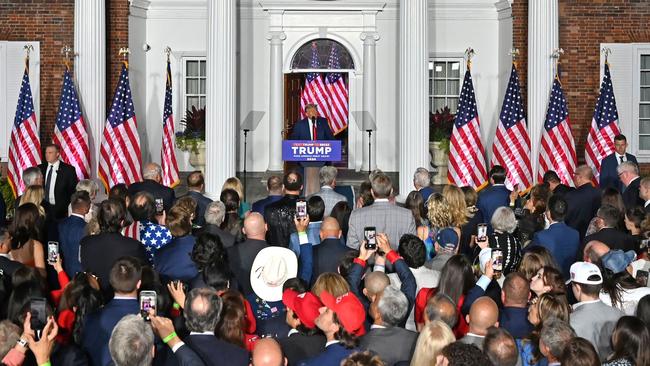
[{"xmin": 282, "ymin": 140, "xmax": 342, "ymax": 162}]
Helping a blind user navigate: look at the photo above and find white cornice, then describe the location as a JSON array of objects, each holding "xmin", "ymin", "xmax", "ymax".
[
  {"xmin": 427, "ymin": 0, "xmax": 512, "ymax": 20},
  {"xmin": 258, "ymin": 0, "xmax": 387, "ymax": 12},
  {"xmin": 129, "ymin": 0, "xmax": 208, "ymax": 19}
]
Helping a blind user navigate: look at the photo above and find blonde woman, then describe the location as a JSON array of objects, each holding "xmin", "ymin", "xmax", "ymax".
[
  {"xmin": 221, "ymin": 177, "xmax": 250, "ymax": 217},
  {"xmin": 69, "ymin": 179, "xmax": 100, "ymax": 222},
  {"xmin": 419, "ymin": 193, "xmax": 455, "ymax": 260},
  {"xmin": 20, "ymin": 185, "xmax": 46, "ymax": 217},
  {"xmin": 410, "ymin": 320, "xmax": 455, "ymax": 366}
]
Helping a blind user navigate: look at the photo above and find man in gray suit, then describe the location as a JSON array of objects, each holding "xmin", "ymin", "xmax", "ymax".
[
  {"xmin": 347, "ymin": 174, "xmax": 416, "ymax": 250},
  {"xmin": 568, "ymin": 261, "xmax": 623, "ymax": 361},
  {"xmin": 460, "ymin": 296, "xmax": 499, "ymax": 350},
  {"xmin": 360, "ymin": 286, "xmax": 417, "ymax": 365},
  {"xmin": 310, "ymin": 166, "xmax": 347, "ymax": 217}
]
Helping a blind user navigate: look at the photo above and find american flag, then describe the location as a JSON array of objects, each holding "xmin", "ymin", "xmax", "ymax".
[
  {"xmin": 8, "ymin": 60, "xmax": 41, "ymax": 197},
  {"xmin": 53, "ymin": 67, "xmax": 90, "ymax": 180},
  {"xmin": 538, "ymin": 76, "xmax": 577, "ymax": 186},
  {"xmin": 585, "ymin": 62, "xmax": 621, "ymax": 184},
  {"xmin": 491, "ymin": 64, "xmax": 532, "ymax": 191},
  {"xmin": 448, "ymin": 67, "xmax": 487, "ymax": 188},
  {"xmin": 99, "ymin": 64, "xmax": 143, "ymax": 191},
  {"xmin": 299, "ymin": 42, "xmax": 330, "ymax": 121},
  {"xmin": 325, "ymin": 44, "xmax": 348, "ymax": 135},
  {"xmin": 161, "ymin": 60, "xmax": 180, "ymax": 188}
]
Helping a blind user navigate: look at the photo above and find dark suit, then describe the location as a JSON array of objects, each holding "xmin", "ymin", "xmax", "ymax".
[
  {"xmin": 128, "ymin": 179, "xmax": 176, "ymax": 212},
  {"xmin": 0, "ymin": 254, "xmax": 24, "ymax": 306},
  {"xmin": 552, "ymin": 183, "xmax": 574, "ymax": 198},
  {"xmin": 298, "ymin": 343, "xmax": 356, "ymax": 366},
  {"xmin": 252, "ymin": 195, "xmax": 283, "ymax": 214},
  {"xmin": 194, "ymin": 224, "xmax": 236, "ymax": 248},
  {"xmin": 476, "ymin": 184, "xmax": 511, "ymax": 226},
  {"xmin": 600, "ymin": 152, "xmax": 638, "ymax": 191},
  {"xmin": 582, "ymin": 227, "xmax": 636, "ymax": 253},
  {"xmin": 185, "ymin": 334, "xmax": 249, "ymax": 366},
  {"xmin": 312, "ymin": 238, "xmax": 350, "ymax": 284},
  {"xmin": 185, "ymin": 190, "xmax": 212, "ymax": 227},
  {"xmin": 228, "ymin": 238, "xmax": 269, "ymax": 296},
  {"xmin": 58, "ymin": 214, "xmax": 87, "ymax": 277},
  {"xmin": 622, "ymin": 177, "xmax": 643, "ymax": 210},
  {"xmin": 154, "ymin": 235, "xmax": 198, "ymax": 282},
  {"xmin": 264, "ymin": 194, "xmax": 300, "ymax": 247},
  {"xmin": 279, "ymin": 332, "xmax": 326, "ymax": 366},
  {"xmin": 530, "ymin": 222, "xmax": 580, "ymax": 279},
  {"xmin": 419, "ymin": 186, "xmax": 435, "ymax": 203},
  {"xmin": 290, "ymin": 117, "xmax": 334, "ymax": 141},
  {"xmin": 360, "ymin": 326, "xmax": 418, "ymax": 365},
  {"xmin": 80, "ymin": 232, "xmax": 148, "ymax": 294},
  {"xmin": 82, "ymin": 298, "xmax": 139, "ymax": 366},
  {"xmin": 565, "ymin": 183, "xmax": 601, "ymax": 239},
  {"xmin": 499, "ymin": 306, "xmax": 533, "ymax": 339},
  {"xmin": 39, "ymin": 160, "xmax": 78, "ymax": 219}
]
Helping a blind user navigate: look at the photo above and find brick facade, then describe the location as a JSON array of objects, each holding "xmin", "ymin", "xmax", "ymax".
[
  {"xmin": 513, "ymin": 0, "xmax": 650, "ymax": 174},
  {"xmin": 106, "ymin": 0, "xmax": 129, "ymax": 108},
  {"xmin": 0, "ymin": 0, "xmax": 75, "ymax": 145}
]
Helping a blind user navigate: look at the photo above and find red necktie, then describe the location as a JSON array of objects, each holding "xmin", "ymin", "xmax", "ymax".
[{"xmin": 312, "ymin": 120, "xmax": 317, "ymax": 140}]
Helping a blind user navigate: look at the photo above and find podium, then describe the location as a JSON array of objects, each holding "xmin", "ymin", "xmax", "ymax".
[{"xmin": 282, "ymin": 140, "xmax": 342, "ymax": 196}]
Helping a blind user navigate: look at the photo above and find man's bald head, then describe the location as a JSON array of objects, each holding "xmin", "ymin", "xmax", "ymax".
[
  {"xmin": 252, "ymin": 338, "xmax": 286, "ymax": 366},
  {"xmin": 467, "ymin": 297, "xmax": 499, "ymax": 335},
  {"xmin": 363, "ymin": 272, "xmax": 390, "ymax": 300},
  {"xmin": 502, "ymin": 272, "xmax": 530, "ymax": 307},
  {"xmin": 243, "ymin": 212, "xmax": 267, "ymax": 240},
  {"xmin": 583, "ymin": 240, "xmax": 610, "ymax": 263},
  {"xmin": 425, "ymin": 293, "xmax": 458, "ymax": 329},
  {"xmin": 320, "ymin": 217, "xmax": 341, "ymax": 240}
]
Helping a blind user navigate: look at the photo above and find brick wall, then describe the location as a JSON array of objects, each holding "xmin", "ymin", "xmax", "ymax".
[
  {"xmin": 513, "ymin": 0, "xmax": 650, "ymax": 174},
  {"xmin": 106, "ymin": 0, "xmax": 129, "ymax": 108},
  {"xmin": 0, "ymin": 0, "xmax": 75, "ymax": 145}
]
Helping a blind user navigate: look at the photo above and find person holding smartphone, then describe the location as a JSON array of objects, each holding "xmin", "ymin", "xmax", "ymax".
[{"xmin": 475, "ymin": 207, "xmax": 522, "ymax": 277}]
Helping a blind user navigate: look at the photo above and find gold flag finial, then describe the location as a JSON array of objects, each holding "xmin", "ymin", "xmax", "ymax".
[
  {"xmin": 119, "ymin": 47, "xmax": 130, "ymax": 68},
  {"xmin": 61, "ymin": 45, "xmax": 73, "ymax": 70},
  {"xmin": 465, "ymin": 47, "xmax": 476, "ymax": 70}
]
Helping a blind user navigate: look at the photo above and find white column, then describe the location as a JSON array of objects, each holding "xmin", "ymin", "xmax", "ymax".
[
  {"xmin": 205, "ymin": 0, "xmax": 237, "ymax": 198},
  {"xmin": 267, "ymin": 31, "xmax": 286, "ymax": 172},
  {"xmin": 361, "ymin": 31, "xmax": 379, "ymax": 172},
  {"xmin": 528, "ymin": 0, "xmax": 558, "ymax": 180},
  {"xmin": 74, "ymin": 0, "xmax": 105, "ymax": 181},
  {"xmin": 399, "ymin": 0, "xmax": 429, "ymax": 197}
]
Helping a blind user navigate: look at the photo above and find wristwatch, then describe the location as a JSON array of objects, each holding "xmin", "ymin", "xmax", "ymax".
[{"xmin": 16, "ymin": 338, "xmax": 28, "ymax": 349}]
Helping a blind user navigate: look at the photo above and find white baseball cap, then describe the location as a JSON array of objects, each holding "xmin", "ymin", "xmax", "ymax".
[{"xmin": 566, "ymin": 261, "xmax": 602, "ymax": 285}]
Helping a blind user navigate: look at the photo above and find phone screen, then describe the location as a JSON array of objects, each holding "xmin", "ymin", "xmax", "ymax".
[
  {"xmin": 47, "ymin": 241, "xmax": 59, "ymax": 264},
  {"xmin": 637, "ymin": 270, "xmax": 649, "ymax": 287},
  {"xmin": 296, "ymin": 200, "xmax": 307, "ymax": 219},
  {"xmin": 477, "ymin": 224, "xmax": 488, "ymax": 240},
  {"xmin": 364, "ymin": 227, "xmax": 377, "ymax": 249},
  {"xmin": 491, "ymin": 249, "xmax": 503, "ymax": 272},
  {"xmin": 140, "ymin": 291, "xmax": 157, "ymax": 320},
  {"xmin": 155, "ymin": 198, "xmax": 164, "ymax": 214},
  {"xmin": 30, "ymin": 298, "xmax": 47, "ymax": 340}
]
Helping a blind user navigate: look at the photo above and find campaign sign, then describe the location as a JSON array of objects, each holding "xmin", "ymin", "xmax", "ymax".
[{"xmin": 282, "ymin": 140, "xmax": 342, "ymax": 162}]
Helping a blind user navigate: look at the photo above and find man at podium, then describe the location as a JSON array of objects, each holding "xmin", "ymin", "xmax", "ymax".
[
  {"xmin": 289, "ymin": 103, "xmax": 335, "ymax": 195},
  {"xmin": 290, "ymin": 103, "xmax": 334, "ymax": 141}
]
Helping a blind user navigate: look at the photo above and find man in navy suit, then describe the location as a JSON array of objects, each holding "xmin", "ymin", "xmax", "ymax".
[
  {"xmin": 184, "ymin": 171, "xmax": 212, "ymax": 227},
  {"xmin": 58, "ymin": 191, "xmax": 91, "ymax": 277},
  {"xmin": 529, "ymin": 195, "xmax": 580, "ymax": 279},
  {"xmin": 39, "ymin": 143, "xmax": 79, "ymax": 220},
  {"xmin": 311, "ymin": 217, "xmax": 350, "ymax": 284},
  {"xmin": 82, "ymin": 257, "xmax": 142, "ymax": 366},
  {"xmin": 251, "ymin": 175, "xmax": 283, "ymax": 214},
  {"xmin": 542, "ymin": 170, "xmax": 574, "ymax": 198},
  {"xmin": 499, "ymin": 273, "xmax": 533, "ymax": 339},
  {"xmin": 290, "ymin": 104, "xmax": 335, "ymax": 142},
  {"xmin": 477, "ymin": 165, "xmax": 514, "ymax": 227},
  {"xmin": 565, "ymin": 165, "xmax": 602, "ymax": 240},
  {"xmin": 128, "ymin": 163, "xmax": 176, "ymax": 213},
  {"xmin": 183, "ymin": 288, "xmax": 249, "ymax": 366},
  {"xmin": 618, "ymin": 161, "xmax": 643, "ymax": 210},
  {"xmin": 599, "ymin": 134, "xmax": 638, "ymax": 191},
  {"xmin": 299, "ymin": 290, "xmax": 365, "ymax": 366},
  {"xmin": 414, "ymin": 167, "xmax": 435, "ymax": 202}
]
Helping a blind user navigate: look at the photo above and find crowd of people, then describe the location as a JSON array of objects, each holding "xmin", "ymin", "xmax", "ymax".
[{"xmin": 1, "ymin": 136, "xmax": 650, "ymax": 366}]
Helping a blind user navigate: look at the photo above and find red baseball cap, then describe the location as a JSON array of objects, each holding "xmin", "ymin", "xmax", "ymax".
[
  {"xmin": 319, "ymin": 291, "xmax": 366, "ymax": 336},
  {"xmin": 282, "ymin": 289, "xmax": 323, "ymax": 329}
]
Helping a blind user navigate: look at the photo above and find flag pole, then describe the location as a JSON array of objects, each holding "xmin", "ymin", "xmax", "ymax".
[
  {"xmin": 509, "ymin": 48, "xmax": 520, "ymax": 69},
  {"xmin": 119, "ymin": 47, "xmax": 130, "ymax": 68},
  {"xmin": 61, "ymin": 45, "xmax": 73, "ymax": 70},
  {"xmin": 23, "ymin": 44, "xmax": 34, "ymax": 72},
  {"xmin": 551, "ymin": 48, "xmax": 564, "ymax": 81},
  {"xmin": 601, "ymin": 47, "xmax": 612, "ymax": 66}
]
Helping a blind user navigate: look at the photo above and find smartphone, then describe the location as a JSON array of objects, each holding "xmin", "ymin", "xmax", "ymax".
[
  {"xmin": 491, "ymin": 249, "xmax": 503, "ymax": 272},
  {"xmin": 47, "ymin": 241, "xmax": 59, "ymax": 265},
  {"xmin": 155, "ymin": 198, "xmax": 164, "ymax": 214},
  {"xmin": 296, "ymin": 200, "xmax": 307, "ymax": 219},
  {"xmin": 139, "ymin": 291, "xmax": 157, "ymax": 321},
  {"xmin": 637, "ymin": 270, "xmax": 649, "ymax": 287},
  {"xmin": 30, "ymin": 297, "xmax": 47, "ymax": 341},
  {"xmin": 364, "ymin": 227, "xmax": 377, "ymax": 250},
  {"xmin": 477, "ymin": 223, "xmax": 488, "ymax": 241}
]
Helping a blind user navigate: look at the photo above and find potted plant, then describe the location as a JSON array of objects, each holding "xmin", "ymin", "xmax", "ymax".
[
  {"xmin": 429, "ymin": 107, "xmax": 455, "ymax": 183},
  {"xmin": 176, "ymin": 106, "xmax": 206, "ymax": 171}
]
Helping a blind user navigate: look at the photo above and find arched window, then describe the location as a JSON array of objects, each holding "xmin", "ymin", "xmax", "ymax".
[{"xmin": 291, "ymin": 39, "xmax": 354, "ymax": 70}]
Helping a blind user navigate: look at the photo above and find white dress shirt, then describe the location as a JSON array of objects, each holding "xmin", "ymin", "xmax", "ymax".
[
  {"xmin": 309, "ymin": 118, "xmax": 316, "ymax": 140},
  {"xmin": 46, "ymin": 160, "xmax": 60, "ymax": 204}
]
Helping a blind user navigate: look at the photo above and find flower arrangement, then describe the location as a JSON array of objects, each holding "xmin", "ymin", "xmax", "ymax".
[
  {"xmin": 429, "ymin": 106, "xmax": 455, "ymax": 153},
  {"xmin": 175, "ymin": 106, "xmax": 206, "ymax": 154}
]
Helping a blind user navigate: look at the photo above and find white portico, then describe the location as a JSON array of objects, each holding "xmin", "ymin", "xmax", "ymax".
[{"xmin": 128, "ymin": 0, "xmax": 515, "ymax": 197}]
